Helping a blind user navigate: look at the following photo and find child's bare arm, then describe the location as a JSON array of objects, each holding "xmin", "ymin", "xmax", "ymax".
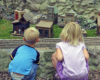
[
  {"xmin": 56, "ymin": 48, "xmax": 63, "ymax": 61},
  {"xmin": 83, "ymin": 49, "xmax": 89, "ymax": 60}
]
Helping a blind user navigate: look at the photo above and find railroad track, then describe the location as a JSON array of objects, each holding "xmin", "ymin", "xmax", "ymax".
[{"xmin": 0, "ymin": 37, "xmax": 100, "ymax": 49}]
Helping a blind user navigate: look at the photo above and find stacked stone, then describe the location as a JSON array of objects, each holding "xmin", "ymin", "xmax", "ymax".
[
  {"xmin": 1, "ymin": 38, "xmax": 100, "ymax": 79},
  {"xmin": 36, "ymin": 50, "xmax": 56, "ymax": 80},
  {"xmin": 1, "ymin": 0, "xmax": 100, "ymax": 20},
  {"xmin": 0, "ymin": 50, "xmax": 10, "ymax": 71}
]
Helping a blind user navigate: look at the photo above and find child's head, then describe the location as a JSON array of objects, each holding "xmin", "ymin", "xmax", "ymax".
[
  {"xmin": 60, "ymin": 22, "xmax": 84, "ymax": 46},
  {"xmin": 24, "ymin": 27, "xmax": 39, "ymax": 44}
]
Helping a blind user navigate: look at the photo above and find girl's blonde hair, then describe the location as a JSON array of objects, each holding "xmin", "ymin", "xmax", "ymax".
[
  {"xmin": 60, "ymin": 22, "xmax": 84, "ymax": 46},
  {"xmin": 24, "ymin": 27, "xmax": 39, "ymax": 44}
]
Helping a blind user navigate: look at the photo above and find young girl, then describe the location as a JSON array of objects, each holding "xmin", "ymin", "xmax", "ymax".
[{"xmin": 51, "ymin": 22, "xmax": 89, "ymax": 80}]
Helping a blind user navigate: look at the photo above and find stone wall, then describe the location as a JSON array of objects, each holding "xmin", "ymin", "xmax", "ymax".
[
  {"xmin": 0, "ymin": 50, "xmax": 11, "ymax": 71},
  {"xmin": 0, "ymin": 49, "xmax": 56, "ymax": 80},
  {"xmin": 0, "ymin": 0, "xmax": 100, "ymax": 20},
  {"xmin": 1, "ymin": 45, "xmax": 100, "ymax": 79},
  {"xmin": 87, "ymin": 46, "xmax": 100, "ymax": 70},
  {"xmin": 0, "ymin": 38, "xmax": 100, "ymax": 79},
  {"xmin": 36, "ymin": 50, "xmax": 56, "ymax": 80}
]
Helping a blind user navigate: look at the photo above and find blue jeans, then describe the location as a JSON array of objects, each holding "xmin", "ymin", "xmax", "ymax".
[{"xmin": 9, "ymin": 64, "xmax": 38, "ymax": 80}]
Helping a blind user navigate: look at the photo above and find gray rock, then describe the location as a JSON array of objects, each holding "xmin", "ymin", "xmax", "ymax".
[
  {"xmin": 58, "ymin": 0, "xmax": 66, "ymax": 3},
  {"xmin": 36, "ymin": 50, "xmax": 56, "ymax": 80},
  {"xmin": 57, "ymin": 6, "xmax": 64, "ymax": 12},
  {"xmin": 40, "ymin": 0, "xmax": 48, "ymax": 11},
  {"xmin": 1, "ymin": 0, "xmax": 100, "ymax": 21},
  {"xmin": 87, "ymin": 46, "xmax": 100, "ymax": 69},
  {"xmin": 49, "ymin": 0, "xmax": 56, "ymax": 4},
  {"xmin": 33, "ymin": 0, "xmax": 46, "ymax": 4},
  {"xmin": 1, "ymin": 46, "xmax": 100, "ymax": 79}
]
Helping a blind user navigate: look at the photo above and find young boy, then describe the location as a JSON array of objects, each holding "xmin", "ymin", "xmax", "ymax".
[{"xmin": 8, "ymin": 27, "xmax": 40, "ymax": 80}]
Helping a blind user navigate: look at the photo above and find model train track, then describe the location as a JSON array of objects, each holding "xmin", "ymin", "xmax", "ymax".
[{"xmin": 0, "ymin": 37, "xmax": 100, "ymax": 49}]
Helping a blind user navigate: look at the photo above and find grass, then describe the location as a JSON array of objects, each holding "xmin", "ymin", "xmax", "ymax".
[
  {"xmin": 0, "ymin": 19, "xmax": 21, "ymax": 39},
  {"xmin": 53, "ymin": 25, "xmax": 98, "ymax": 38},
  {"xmin": 86, "ymin": 29, "xmax": 98, "ymax": 37},
  {"xmin": 0, "ymin": 19, "xmax": 98, "ymax": 39},
  {"xmin": 0, "ymin": 19, "xmax": 35, "ymax": 39}
]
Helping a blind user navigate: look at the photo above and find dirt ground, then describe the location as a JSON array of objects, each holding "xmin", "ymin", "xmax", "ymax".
[
  {"xmin": 0, "ymin": 70, "xmax": 100, "ymax": 80},
  {"xmin": 88, "ymin": 70, "xmax": 100, "ymax": 80}
]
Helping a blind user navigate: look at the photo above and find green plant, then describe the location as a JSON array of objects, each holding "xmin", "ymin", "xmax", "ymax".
[{"xmin": 53, "ymin": 25, "xmax": 62, "ymax": 38}]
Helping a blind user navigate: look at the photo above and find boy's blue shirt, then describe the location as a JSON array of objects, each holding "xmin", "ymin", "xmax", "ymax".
[{"xmin": 8, "ymin": 45, "xmax": 40, "ymax": 75}]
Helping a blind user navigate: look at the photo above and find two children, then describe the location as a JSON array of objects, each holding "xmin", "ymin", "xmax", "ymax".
[
  {"xmin": 51, "ymin": 22, "xmax": 89, "ymax": 80},
  {"xmin": 8, "ymin": 22, "xmax": 89, "ymax": 80},
  {"xmin": 8, "ymin": 27, "xmax": 40, "ymax": 80}
]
